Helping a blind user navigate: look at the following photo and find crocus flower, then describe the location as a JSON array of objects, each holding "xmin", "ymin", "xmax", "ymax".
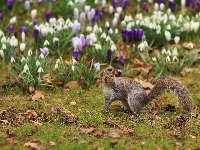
[
  {"xmin": 40, "ymin": 47, "xmax": 49, "ymax": 56},
  {"xmin": 74, "ymin": 8, "xmax": 79, "ymax": 20},
  {"xmin": 73, "ymin": 49, "xmax": 79, "ymax": 61},
  {"xmin": 120, "ymin": 55, "xmax": 125, "ymax": 65},
  {"xmin": 107, "ymin": 49, "xmax": 112, "ymax": 61},
  {"xmin": 85, "ymin": 35, "xmax": 91, "ymax": 46},
  {"xmin": 109, "ymin": 6, "xmax": 114, "ymax": 14},
  {"xmin": 79, "ymin": 34, "xmax": 85, "ymax": 47},
  {"xmin": 80, "ymin": 12, "xmax": 86, "ymax": 24},
  {"xmin": 168, "ymin": 0, "xmax": 175, "ymax": 11},
  {"xmin": 97, "ymin": 12, "xmax": 103, "ymax": 21},
  {"xmin": 33, "ymin": 19, "xmax": 38, "ymax": 25},
  {"xmin": 7, "ymin": 0, "xmax": 14, "ymax": 10},
  {"xmin": 121, "ymin": 0, "xmax": 128, "ymax": 9},
  {"xmin": 157, "ymin": 0, "xmax": 164, "ymax": 4},
  {"xmin": 108, "ymin": 67, "xmax": 113, "ymax": 71},
  {"xmin": 72, "ymin": 37, "xmax": 83, "ymax": 51},
  {"xmin": 174, "ymin": 36, "xmax": 180, "ymax": 44},
  {"xmin": 72, "ymin": 21, "xmax": 81, "ymax": 35},
  {"xmin": 20, "ymin": 43, "xmax": 26, "ymax": 52},
  {"xmin": 112, "ymin": 0, "xmax": 119, "ymax": 8},
  {"xmin": 24, "ymin": 0, "xmax": 30, "ymax": 10},
  {"xmin": 90, "ymin": 18, "xmax": 95, "ymax": 26},
  {"xmin": 21, "ymin": 26, "xmax": 27, "ymax": 33},
  {"xmin": 31, "ymin": 9, "xmax": 37, "ymax": 20},
  {"xmin": 141, "ymin": 2, "xmax": 147, "ymax": 10},
  {"xmin": 9, "ymin": 16, "xmax": 17, "ymax": 24},
  {"xmin": 0, "ymin": 50, "xmax": 4, "ymax": 58},
  {"xmin": 44, "ymin": 11, "xmax": 52, "ymax": 22},
  {"xmin": 38, "ymin": 0, "xmax": 45, "ymax": 3},
  {"xmin": 165, "ymin": 30, "xmax": 171, "ymax": 42},
  {"xmin": 7, "ymin": 25, "xmax": 13, "ymax": 35},
  {"xmin": 0, "ymin": 11, "xmax": 5, "ymax": 20},
  {"xmin": 33, "ymin": 27, "xmax": 39, "ymax": 42}
]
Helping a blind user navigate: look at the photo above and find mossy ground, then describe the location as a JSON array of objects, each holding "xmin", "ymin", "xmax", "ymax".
[{"xmin": 0, "ymin": 65, "xmax": 199, "ymax": 150}]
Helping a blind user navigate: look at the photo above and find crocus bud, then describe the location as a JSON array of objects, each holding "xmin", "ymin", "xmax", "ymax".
[
  {"xmin": 164, "ymin": 30, "xmax": 171, "ymax": 42},
  {"xmin": 0, "ymin": 50, "xmax": 4, "ymax": 58},
  {"xmin": 109, "ymin": 6, "xmax": 114, "ymax": 14},
  {"xmin": 174, "ymin": 36, "xmax": 180, "ymax": 44},
  {"xmin": 74, "ymin": 8, "xmax": 79, "ymax": 20},
  {"xmin": 20, "ymin": 43, "xmax": 26, "ymax": 52},
  {"xmin": 24, "ymin": 1, "xmax": 30, "ymax": 10},
  {"xmin": 31, "ymin": 9, "xmax": 37, "ymax": 20}
]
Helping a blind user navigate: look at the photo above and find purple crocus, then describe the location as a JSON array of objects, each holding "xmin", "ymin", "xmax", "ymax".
[
  {"xmin": 38, "ymin": 0, "xmax": 45, "ymax": 3},
  {"xmin": 107, "ymin": 49, "xmax": 112, "ymax": 62},
  {"xmin": 73, "ymin": 49, "xmax": 79, "ymax": 61},
  {"xmin": 185, "ymin": 0, "xmax": 190, "ymax": 6},
  {"xmin": 40, "ymin": 47, "xmax": 49, "ymax": 56},
  {"xmin": 97, "ymin": 12, "xmax": 103, "ymax": 21},
  {"xmin": 112, "ymin": 0, "xmax": 119, "ymax": 8},
  {"xmin": 168, "ymin": 0, "xmax": 175, "ymax": 11},
  {"xmin": 72, "ymin": 37, "xmax": 83, "ymax": 51},
  {"xmin": 44, "ymin": 11, "xmax": 52, "ymax": 22},
  {"xmin": 90, "ymin": 18, "xmax": 95, "ymax": 26},
  {"xmin": 7, "ymin": 25, "xmax": 13, "ymax": 35},
  {"xmin": 157, "ymin": 0, "xmax": 164, "ymax": 4},
  {"xmin": 108, "ymin": 67, "xmax": 113, "ymax": 71},
  {"xmin": 121, "ymin": 0, "xmax": 128, "ymax": 9},
  {"xmin": 21, "ymin": 26, "xmax": 27, "ymax": 33},
  {"xmin": 33, "ymin": 27, "xmax": 39, "ymax": 42},
  {"xmin": 120, "ymin": 55, "xmax": 125, "ymax": 65},
  {"xmin": 72, "ymin": 22, "xmax": 81, "ymax": 34},
  {"xmin": 79, "ymin": 34, "xmax": 85, "ymax": 47},
  {"xmin": 7, "ymin": 0, "xmax": 14, "ymax": 10},
  {"xmin": 141, "ymin": 2, "xmax": 147, "ymax": 10},
  {"xmin": 85, "ymin": 35, "xmax": 91, "ymax": 46},
  {"xmin": 133, "ymin": 28, "xmax": 143, "ymax": 41},
  {"xmin": 0, "ymin": 11, "xmax": 5, "ymax": 20},
  {"xmin": 33, "ymin": 19, "xmax": 38, "ymax": 25},
  {"xmin": 24, "ymin": 0, "xmax": 30, "ymax": 10}
]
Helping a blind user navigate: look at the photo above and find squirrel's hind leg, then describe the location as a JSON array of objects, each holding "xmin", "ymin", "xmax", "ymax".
[{"xmin": 127, "ymin": 97, "xmax": 141, "ymax": 114}]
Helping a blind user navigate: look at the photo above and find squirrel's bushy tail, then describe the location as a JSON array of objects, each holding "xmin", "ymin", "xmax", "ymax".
[{"xmin": 147, "ymin": 76, "xmax": 193, "ymax": 113}]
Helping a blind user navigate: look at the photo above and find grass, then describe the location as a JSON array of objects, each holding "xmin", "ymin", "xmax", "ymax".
[{"xmin": 0, "ymin": 65, "xmax": 200, "ymax": 150}]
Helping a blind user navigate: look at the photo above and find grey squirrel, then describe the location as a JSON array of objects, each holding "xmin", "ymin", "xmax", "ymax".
[{"xmin": 101, "ymin": 67, "xmax": 193, "ymax": 114}]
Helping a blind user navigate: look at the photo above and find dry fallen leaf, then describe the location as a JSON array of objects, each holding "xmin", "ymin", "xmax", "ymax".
[
  {"xmin": 33, "ymin": 121, "xmax": 43, "ymax": 127},
  {"xmin": 42, "ymin": 73, "xmax": 53, "ymax": 84},
  {"xmin": 29, "ymin": 83, "xmax": 35, "ymax": 93},
  {"xmin": 180, "ymin": 67, "xmax": 198, "ymax": 77},
  {"xmin": 31, "ymin": 90, "xmax": 45, "ymax": 101},
  {"xmin": 24, "ymin": 110, "xmax": 38, "ymax": 119},
  {"xmin": 63, "ymin": 81, "xmax": 78, "ymax": 92},
  {"xmin": 189, "ymin": 134, "xmax": 197, "ymax": 139},
  {"xmin": 24, "ymin": 140, "xmax": 45, "ymax": 150}
]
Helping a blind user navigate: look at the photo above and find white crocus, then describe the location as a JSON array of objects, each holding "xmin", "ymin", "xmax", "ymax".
[
  {"xmin": 0, "ymin": 50, "xmax": 4, "ymax": 58},
  {"xmin": 31, "ymin": 9, "xmax": 37, "ymax": 20},
  {"xmin": 44, "ymin": 40, "xmax": 50, "ymax": 46},
  {"xmin": 37, "ymin": 67, "xmax": 44, "ymax": 73},
  {"xmin": 109, "ymin": 6, "xmax": 114, "ymax": 14},
  {"xmin": 10, "ymin": 16, "xmax": 17, "ymax": 24},
  {"xmin": 159, "ymin": 3, "xmax": 165, "ymax": 11},
  {"xmin": 21, "ymin": 32, "xmax": 25, "ymax": 43},
  {"xmin": 154, "ymin": 3, "xmax": 159, "ymax": 10},
  {"xmin": 115, "ymin": 28, "xmax": 118, "ymax": 34},
  {"xmin": 112, "ymin": 17, "xmax": 118, "ymax": 27},
  {"xmin": 20, "ymin": 43, "xmax": 26, "ymax": 52},
  {"xmin": 165, "ymin": 30, "xmax": 171, "ymax": 42},
  {"xmin": 116, "ymin": 7, "xmax": 122, "ymax": 14},
  {"xmin": 23, "ymin": 64, "xmax": 29, "ymax": 73},
  {"xmin": 174, "ymin": 36, "xmax": 180, "ymax": 44},
  {"xmin": 41, "ymin": 26, "xmax": 49, "ymax": 37},
  {"xmin": 101, "ymin": 0, "xmax": 106, "ymax": 8}
]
